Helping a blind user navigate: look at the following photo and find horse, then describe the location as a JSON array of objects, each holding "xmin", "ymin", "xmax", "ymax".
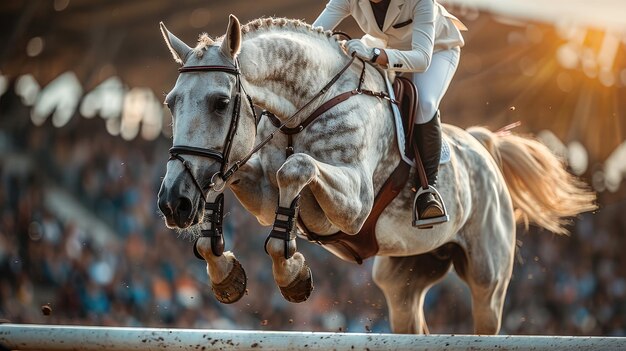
[{"xmin": 156, "ymin": 15, "xmax": 596, "ymax": 334}]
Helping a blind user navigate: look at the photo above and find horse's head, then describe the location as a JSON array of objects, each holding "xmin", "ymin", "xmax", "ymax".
[{"xmin": 157, "ymin": 15, "xmax": 256, "ymax": 229}]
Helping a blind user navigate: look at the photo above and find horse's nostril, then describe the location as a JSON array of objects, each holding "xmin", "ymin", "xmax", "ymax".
[
  {"xmin": 158, "ymin": 198, "xmax": 173, "ymax": 217},
  {"xmin": 175, "ymin": 197, "xmax": 193, "ymax": 223},
  {"xmin": 178, "ymin": 197, "xmax": 192, "ymax": 213}
]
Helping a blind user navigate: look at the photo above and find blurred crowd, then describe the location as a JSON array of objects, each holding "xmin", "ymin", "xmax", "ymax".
[{"xmin": 0, "ymin": 108, "xmax": 625, "ymax": 335}]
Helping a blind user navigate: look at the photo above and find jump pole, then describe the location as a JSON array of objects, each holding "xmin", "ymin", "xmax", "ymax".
[{"xmin": 1, "ymin": 324, "xmax": 625, "ymax": 351}]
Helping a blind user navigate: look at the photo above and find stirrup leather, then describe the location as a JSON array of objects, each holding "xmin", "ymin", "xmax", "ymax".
[
  {"xmin": 412, "ymin": 186, "xmax": 449, "ymax": 229},
  {"xmin": 193, "ymin": 193, "xmax": 225, "ymax": 260},
  {"xmin": 265, "ymin": 195, "xmax": 300, "ymax": 260}
]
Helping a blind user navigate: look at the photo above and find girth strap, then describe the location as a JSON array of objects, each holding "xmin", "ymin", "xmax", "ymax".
[{"xmin": 192, "ymin": 193, "xmax": 225, "ymax": 259}]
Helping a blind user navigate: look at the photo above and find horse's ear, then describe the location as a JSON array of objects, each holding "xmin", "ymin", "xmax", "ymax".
[
  {"xmin": 220, "ymin": 14, "xmax": 241, "ymax": 59},
  {"xmin": 159, "ymin": 22, "xmax": 192, "ymax": 65}
]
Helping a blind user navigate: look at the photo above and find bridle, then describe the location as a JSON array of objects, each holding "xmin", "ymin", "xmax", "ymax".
[{"xmin": 168, "ymin": 60, "xmax": 256, "ymax": 201}]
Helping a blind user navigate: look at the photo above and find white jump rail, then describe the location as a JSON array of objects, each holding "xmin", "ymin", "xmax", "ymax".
[{"xmin": 1, "ymin": 324, "xmax": 625, "ymax": 351}]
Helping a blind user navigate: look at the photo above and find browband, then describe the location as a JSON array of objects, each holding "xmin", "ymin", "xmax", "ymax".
[{"xmin": 178, "ymin": 65, "xmax": 240, "ymax": 75}]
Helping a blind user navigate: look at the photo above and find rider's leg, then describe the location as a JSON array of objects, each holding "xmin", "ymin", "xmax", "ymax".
[
  {"xmin": 411, "ymin": 47, "xmax": 460, "ymax": 227},
  {"xmin": 413, "ymin": 113, "xmax": 444, "ymax": 219}
]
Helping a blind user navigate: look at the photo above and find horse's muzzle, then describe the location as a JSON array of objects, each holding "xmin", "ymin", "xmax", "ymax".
[{"xmin": 158, "ymin": 185, "xmax": 198, "ymax": 229}]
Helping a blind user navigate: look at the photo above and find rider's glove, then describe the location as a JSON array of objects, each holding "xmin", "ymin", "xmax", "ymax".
[{"xmin": 345, "ymin": 39, "xmax": 373, "ymax": 62}]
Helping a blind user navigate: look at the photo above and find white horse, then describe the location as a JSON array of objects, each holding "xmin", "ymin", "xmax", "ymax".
[{"xmin": 157, "ymin": 15, "xmax": 596, "ymax": 334}]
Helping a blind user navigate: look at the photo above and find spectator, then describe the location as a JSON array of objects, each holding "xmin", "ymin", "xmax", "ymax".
[{"xmin": 0, "ymin": 117, "xmax": 624, "ymax": 335}]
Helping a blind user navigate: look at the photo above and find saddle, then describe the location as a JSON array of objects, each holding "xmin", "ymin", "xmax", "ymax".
[{"xmin": 299, "ymin": 76, "xmax": 418, "ymax": 264}]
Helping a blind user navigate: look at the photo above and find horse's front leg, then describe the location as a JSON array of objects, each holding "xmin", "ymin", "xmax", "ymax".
[
  {"xmin": 194, "ymin": 192, "xmax": 247, "ymax": 304},
  {"xmin": 230, "ymin": 154, "xmax": 278, "ymax": 226},
  {"xmin": 266, "ymin": 153, "xmax": 373, "ymax": 303},
  {"xmin": 196, "ymin": 156, "xmax": 276, "ymax": 304},
  {"xmin": 195, "ymin": 238, "xmax": 247, "ymax": 304}
]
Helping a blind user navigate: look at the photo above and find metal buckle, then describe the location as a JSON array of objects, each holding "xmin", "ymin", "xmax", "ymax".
[{"xmin": 210, "ymin": 172, "xmax": 226, "ymax": 192}]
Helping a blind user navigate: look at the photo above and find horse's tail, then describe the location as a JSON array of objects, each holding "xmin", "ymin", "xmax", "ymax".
[{"xmin": 467, "ymin": 126, "xmax": 597, "ymax": 234}]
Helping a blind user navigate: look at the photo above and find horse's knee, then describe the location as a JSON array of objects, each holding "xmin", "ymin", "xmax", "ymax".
[{"xmin": 277, "ymin": 153, "xmax": 318, "ymax": 188}]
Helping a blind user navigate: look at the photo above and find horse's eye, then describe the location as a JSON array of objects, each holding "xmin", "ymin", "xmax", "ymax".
[{"xmin": 215, "ymin": 98, "xmax": 230, "ymax": 111}]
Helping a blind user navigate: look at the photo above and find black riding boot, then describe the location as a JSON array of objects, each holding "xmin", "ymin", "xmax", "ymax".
[{"xmin": 412, "ymin": 111, "xmax": 448, "ymax": 228}]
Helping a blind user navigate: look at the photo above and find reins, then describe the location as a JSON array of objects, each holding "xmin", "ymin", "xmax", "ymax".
[
  {"xmin": 218, "ymin": 54, "xmax": 358, "ymax": 182},
  {"xmin": 264, "ymin": 56, "xmax": 397, "ymax": 156}
]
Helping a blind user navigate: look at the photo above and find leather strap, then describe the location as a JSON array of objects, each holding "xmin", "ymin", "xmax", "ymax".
[
  {"xmin": 168, "ymin": 153, "xmax": 208, "ymax": 199},
  {"xmin": 265, "ymin": 195, "xmax": 301, "ymax": 259},
  {"xmin": 267, "ymin": 89, "xmax": 395, "ymax": 136},
  {"xmin": 179, "ymin": 65, "xmax": 240, "ymax": 75},
  {"xmin": 266, "ymin": 90, "xmax": 359, "ymax": 134},
  {"xmin": 192, "ymin": 194, "xmax": 225, "ymax": 259},
  {"xmin": 170, "ymin": 146, "xmax": 224, "ymax": 163}
]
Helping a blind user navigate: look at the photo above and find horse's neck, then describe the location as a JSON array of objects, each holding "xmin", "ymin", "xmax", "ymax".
[
  {"xmin": 239, "ymin": 32, "xmax": 349, "ymax": 119},
  {"xmin": 237, "ymin": 29, "xmax": 400, "ymax": 196}
]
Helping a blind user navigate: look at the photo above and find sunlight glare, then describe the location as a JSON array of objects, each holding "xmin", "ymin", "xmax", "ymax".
[
  {"xmin": 80, "ymin": 77, "xmax": 124, "ymax": 119},
  {"xmin": 537, "ymin": 130, "xmax": 568, "ymax": 160},
  {"xmin": 121, "ymin": 88, "xmax": 149, "ymax": 140},
  {"xmin": 140, "ymin": 95, "xmax": 163, "ymax": 141},
  {"xmin": 15, "ymin": 74, "xmax": 40, "ymax": 106},
  {"xmin": 604, "ymin": 142, "xmax": 626, "ymax": 193},
  {"xmin": 0, "ymin": 72, "xmax": 8, "ymax": 98},
  {"xmin": 30, "ymin": 72, "xmax": 83, "ymax": 127},
  {"xmin": 568, "ymin": 141, "xmax": 588, "ymax": 176}
]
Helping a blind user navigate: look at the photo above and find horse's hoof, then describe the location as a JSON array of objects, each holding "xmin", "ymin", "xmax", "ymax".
[
  {"xmin": 211, "ymin": 258, "xmax": 247, "ymax": 304},
  {"xmin": 279, "ymin": 262, "xmax": 313, "ymax": 303}
]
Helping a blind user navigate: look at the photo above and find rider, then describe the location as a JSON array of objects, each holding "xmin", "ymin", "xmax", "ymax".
[{"xmin": 313, "ymin": 0, "xmax": 466, "ymax": 227}]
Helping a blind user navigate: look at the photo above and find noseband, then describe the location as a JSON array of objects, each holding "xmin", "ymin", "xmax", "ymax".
[{"xmin": 168, "ymin": 61, "xmax": 256, "ymax": 200}]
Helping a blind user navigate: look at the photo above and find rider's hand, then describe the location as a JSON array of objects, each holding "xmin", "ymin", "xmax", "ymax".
[{"xmin": 345, "ymin": 39, "xmax": 373, "ymax": 61}]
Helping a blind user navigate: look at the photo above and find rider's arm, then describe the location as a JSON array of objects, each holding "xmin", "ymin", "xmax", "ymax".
[
  {"xmin": 312, "ymin": 0, "xmax": 351, "ymax": 30},
  {"xmin": 384, "ymin": 0, "xmax": 435, "ymax": 72}
]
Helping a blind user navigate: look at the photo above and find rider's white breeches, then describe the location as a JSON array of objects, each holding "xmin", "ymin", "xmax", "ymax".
[{"xmin": 411, "ymin": 47, "xmax": 460, "ymax": 124}]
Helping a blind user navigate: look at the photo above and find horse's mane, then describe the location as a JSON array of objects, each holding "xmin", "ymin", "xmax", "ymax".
[
  {"xmin": 193, "ymin": 17, "xmax": 341, "ymax": 57},
  {"xmin": 240, "ymin": 17, "xmax": 332, "ymax": 38}
]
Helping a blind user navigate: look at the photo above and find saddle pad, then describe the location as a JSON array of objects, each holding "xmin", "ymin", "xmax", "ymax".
[
  {"xmin": 385, "ymin": 74, "xmax": 451, "ymax": 165},
  {"xmin": 440, "ymin": 138, "xmax": 451, "ymax": 164}
]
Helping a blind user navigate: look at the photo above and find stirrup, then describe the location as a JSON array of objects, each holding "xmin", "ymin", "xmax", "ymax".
[{"xmin": 412, "ymin": 186, "xmax": 449, "ymax": 229}]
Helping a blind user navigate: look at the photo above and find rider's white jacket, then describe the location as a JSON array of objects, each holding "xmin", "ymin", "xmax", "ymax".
[{"xmin": 313, "ymin": 0, "xmax": 467, "ymax": 72}]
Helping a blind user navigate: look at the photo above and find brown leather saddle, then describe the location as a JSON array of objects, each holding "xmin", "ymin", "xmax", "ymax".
[{"xmin": 299, "ymin": 76, "xmax": 418, "ymax": 264}]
